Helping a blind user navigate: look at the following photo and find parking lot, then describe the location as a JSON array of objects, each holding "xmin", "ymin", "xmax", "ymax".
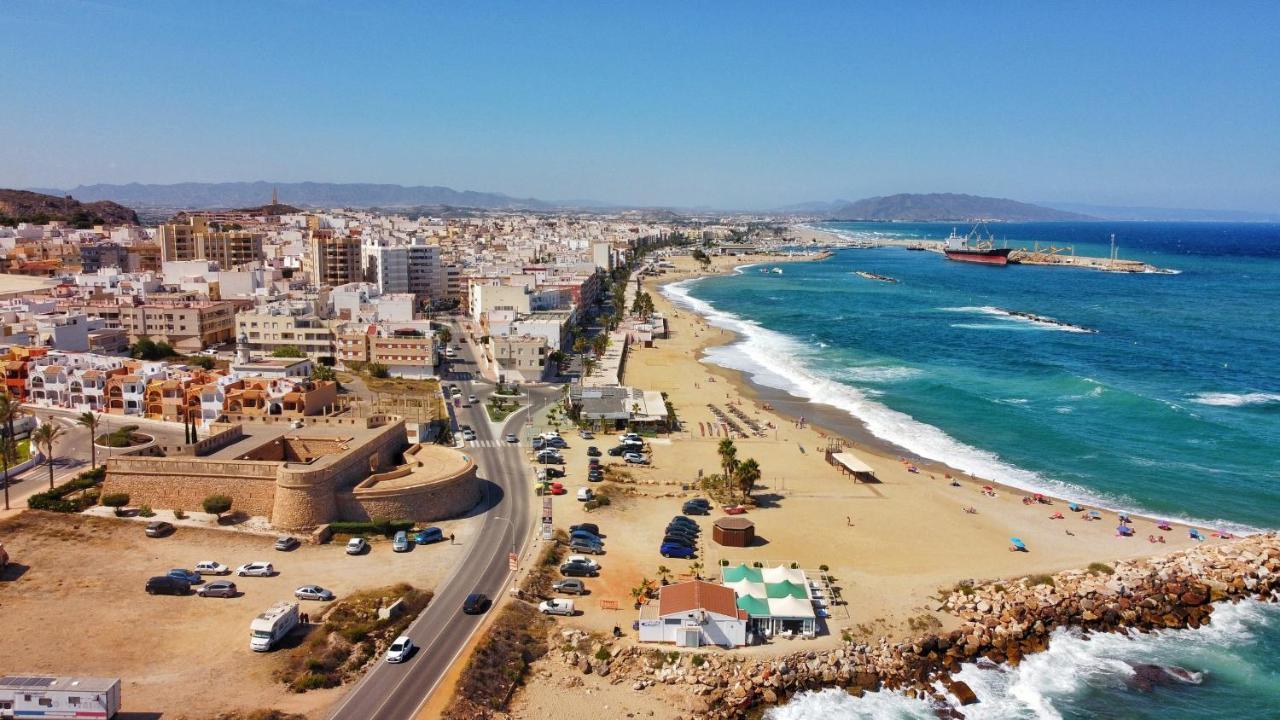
[{"xmin": 0, "ymin": 510, "xmax": 480, "ymax": 718}]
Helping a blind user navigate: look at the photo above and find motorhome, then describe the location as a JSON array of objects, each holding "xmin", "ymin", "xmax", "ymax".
[
  {"xmin": 249, "ymin": 601, "xmax": 299, "ymax": 652},
  {"xmin": 0, "ymin": 675, "xmax": 121, "ymax": 719}
]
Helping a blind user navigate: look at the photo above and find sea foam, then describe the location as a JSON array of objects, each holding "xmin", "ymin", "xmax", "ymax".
[{"xmin": 1190, "ymin": 392, "xmax": 1280, "ymax": 408}]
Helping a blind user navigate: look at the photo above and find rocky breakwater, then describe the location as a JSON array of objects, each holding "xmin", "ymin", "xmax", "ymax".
[{"xmin": 548, "ymin": 534, "xmax": 1280, "ymax": 719}]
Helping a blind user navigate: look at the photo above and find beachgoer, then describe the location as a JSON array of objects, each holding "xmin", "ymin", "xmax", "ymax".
[
  {"xmin": 1158, "ymin": 535, "xmax": 1166, "ymax": 543},
  {"xmin": 846, "ymin": 516, "xmax": 853, "ymax": 526},
  {"xmin": 449, "ymin": 532, "xmax": 455, "ymax": 545},
  {"xmin": 1066, "ymin": 529, "xmax": 1075, "ymax": 536}
]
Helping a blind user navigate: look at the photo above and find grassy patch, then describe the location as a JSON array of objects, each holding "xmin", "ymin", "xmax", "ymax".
[
  {"xmin": 1027, "ymin": 574, "xmax": 1056, "ymax": 588},
  {"xmin": 1087, "ymin": 562, "xmax": 1115, "ymax": 575},
  {"xmin": 442, "ymin": 602, "xmax": 553, "ymax": 718},
  {"xmin": 94, "ymin": 426, "xmax": 150, "ymax": 448},
  {"xmin": 275, "ymin": 583, "xmax": 431, "ymax": 693},
  {"xmin": 520, "ymin": 529, "xmax": 568, "ymax": 599},
  {"xmin": 485, "ymin": 397, "xmax": 521, "ymax": 422}
]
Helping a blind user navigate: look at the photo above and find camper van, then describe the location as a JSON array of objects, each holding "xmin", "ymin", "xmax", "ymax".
[
  {"xmin": 249, "ymin": 601, "xmax": 300, "ymax": 652},
  {"xmin": 0, "ymin": 675, "xmax": 121, "ymax": 719}
]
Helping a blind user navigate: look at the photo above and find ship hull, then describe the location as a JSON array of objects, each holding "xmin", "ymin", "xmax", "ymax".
[{"xmin": 944, "ymin": 249, "xmax": 1012, "ymax": 266}]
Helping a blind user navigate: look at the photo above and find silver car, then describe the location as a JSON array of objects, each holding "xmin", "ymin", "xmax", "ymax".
[
  {"xmin": 236, "ymin": 561, "xmax": 274, "ymax": 577},
  {"xmin": 294, "ymin": 585, "xmax": 335, "ymax": 601},
  {"xmin": 197, "ymin": 580, "xmax": 238, "ymax": 598}
]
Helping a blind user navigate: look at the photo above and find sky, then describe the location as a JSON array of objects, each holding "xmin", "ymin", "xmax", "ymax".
[{"xmin": 2, "ymin": 1, "xmax": 1278, "ymax": 211}]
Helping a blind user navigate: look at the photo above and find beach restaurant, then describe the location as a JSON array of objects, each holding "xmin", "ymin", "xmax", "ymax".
[
  {"xmin": 721, "ymin": 564, "xmax": 818, "ymax": 639},
  {"xmin": 825, "ymin": 450, "xmax": 878, "ymax": 483}
]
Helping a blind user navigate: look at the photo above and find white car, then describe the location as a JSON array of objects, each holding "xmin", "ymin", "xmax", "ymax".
[
  {"xmin": 462, "ymin": 429, "xmax": 477, "ymax": 441},
  {"xmin": 563, "ymin": 555, "xmax": 599, "ymax": 571},
  {"xmin": 538, "ymin": 599, "xmax": 576, "ymax": 616},
  {"xmin": 504, "ymin": 433, "xmax": 518, "ymax": 443},
  {"xmin": 623, "ymin": 452, "xmax": 649, "ymax": 465},
  {"xmin": 386, "ymin": 635, "xmax": 414, "ymax": 663},
  {"xmin": 294, "ymin": 585, "xmax": 335, "ymax": 601},
  {"xmin": 194, "ymin": 560, "xmax": 229, "ymax": 576},
  {"xmin": 618, "ymin": 433, "xmax": 641, "ymax": 443},
  {"xmin": 577, "ymin": 487, "xmax": 593, "ymax": 502},
  {"xmin": 468, "ymin": 394, "xmax": 478, "ymax": 404},
  {"xmin": 235, "ymin": 561, "xmax": 274, "ymax": 577},
  {"xmin": 346, "ymin": 537, "xmax": 368, "ymax": 555}
]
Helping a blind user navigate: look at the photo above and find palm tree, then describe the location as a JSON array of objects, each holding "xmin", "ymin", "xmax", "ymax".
[
  {"xmin": 734, "ymin": 458, "xmax": 761, "ymax": 502},
  {"xmin": 0, "ymin": 435, "xmax": 14, "ymax": 511},
  {"xmin": 656, "ymin": 565, "xmax": 671, "ymax": 585},
  {"xmin": 437, "ymin": 326, "xmax": 452, "ymax": 344},
  {"xmin": 717, "ymin": 438, "xmax": 739, "ymax": 481},
  {"xmin": 32, "ymin": 421, "xmax": 64, "ymax": 491},
  {"xmin": 0, "ymin": 393, "xmax": 20, "ymax": 510},
  {"xmin": 76, "ymin": 412, "xmax": 101, "ymax": 469},
  {"xmin": 690, "ymin": 561, "xmax": 704, "ymax": 580}
]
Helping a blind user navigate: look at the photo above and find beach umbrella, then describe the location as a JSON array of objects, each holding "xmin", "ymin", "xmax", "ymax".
[
  {"xmin": 1088, "ymin": 510, "xmax": 1102, "ymax": 519},
  {"xmin": 1068, "ymin": 503, "xmax": 1081, "ymax": 512},
  {"xmin": 1010, "ymin": 537, "xmax": 1026, "ymax": 551},
  {"xmin": 982, "ymin": 485, "xmax": 994, "ymax": 492}
]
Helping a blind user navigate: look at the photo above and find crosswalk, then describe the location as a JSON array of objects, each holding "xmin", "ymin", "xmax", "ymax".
[{"xmin": 467, "ymin": 439, "xmax": 520, "ymax": 448}]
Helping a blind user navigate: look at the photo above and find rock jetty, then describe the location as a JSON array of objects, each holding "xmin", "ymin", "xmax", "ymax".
[{"xmin": 549, "ymin": 534, "xmax": 1280, "ymax": 719}]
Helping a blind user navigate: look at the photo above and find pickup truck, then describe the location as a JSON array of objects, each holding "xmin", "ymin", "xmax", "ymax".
[{"xmin": 538, "ymin": 598, "xmax": 576, "ymax": 616}]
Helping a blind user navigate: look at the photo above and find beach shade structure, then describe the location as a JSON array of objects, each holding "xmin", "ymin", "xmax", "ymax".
[
  {"xmin": 1157, "ymin": 520, "xmax": 1173, "ymax": 531},
  {"xmin": 1088, "ymin": 510, "xmax": 1103, "ymax": 520},
  {"xmin": 1118, "ymin": 513, "xmax": 1132, "ymax": 524},
  {"xmin": 1009, "ymin": 537, "xmax": 1028, "ymax": 552},
  {"xmin": 722, "ymin": 563, "xmax": 764, "ymax": 584},
  {"xmin": 761, "ymin": 565, "xmax": 807, "ymax": 586},
  {"xmin": 1190, "ymin": 529, "xmax": 1204, "ymax": 540},
  {"xmin": 1117, "ymin": 525, "xmax": 1135, "ymax": 537},
  {"xmin": 1068, "ymin": 503, "xmax": 1082, "ymax": 512}
]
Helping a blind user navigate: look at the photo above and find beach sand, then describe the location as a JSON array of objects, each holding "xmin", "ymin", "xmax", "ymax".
[{"xmin": 507, "ymin": 250, "xmax": 1218, "ymax": 720}]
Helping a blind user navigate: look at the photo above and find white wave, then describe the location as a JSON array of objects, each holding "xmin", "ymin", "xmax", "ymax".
[
  {"xmin": 835, "ymin": 365, "xmax": 923, "ymax": 383},
  {"xmin": 662, "ymin": 278, "xmax": 1265, "ymax": 535},
  {"xmin": 941, "ymin": 306, "xmax": 1094, "ymax": 333},
  {"xmin": 950, "ymin": 323, "xmax": 1045, "ymax": 331},
  {"xmin": 770, "ymin": 601, "xmax": 1276, "ymax": 720},
  {"xmin": 1190, "ymin": 392, "xmax": 1280, "ymax": 408}
]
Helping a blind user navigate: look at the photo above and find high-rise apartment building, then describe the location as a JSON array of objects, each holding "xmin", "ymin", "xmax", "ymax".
[
  {"xmin": 306, "ymin": 230, "xmax": 360, "ymax": 288},
  {"xmin": 157, "ymin": 216, "xmax": 263, "ymax": 267}
]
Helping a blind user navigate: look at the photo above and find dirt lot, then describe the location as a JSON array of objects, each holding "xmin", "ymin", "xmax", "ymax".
[{"xmin": 0, "ymin": 510, "xmax": 481, "ymax": 719}]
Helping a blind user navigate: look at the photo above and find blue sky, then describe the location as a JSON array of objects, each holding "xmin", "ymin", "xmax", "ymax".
[{"xmin": 2, "ymin": 1, "xmax": 1277, "ymax": 210}]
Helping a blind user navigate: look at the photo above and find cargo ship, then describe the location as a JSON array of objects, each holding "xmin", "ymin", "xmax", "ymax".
[{"xmin": 943, "ymin": 223, "xmax": 1012, "ymax": 266}]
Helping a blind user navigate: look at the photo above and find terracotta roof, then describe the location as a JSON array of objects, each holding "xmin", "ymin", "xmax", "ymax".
[{"xmin": 657, "ymin": 580, "xmax": 742, "ymax": 619}]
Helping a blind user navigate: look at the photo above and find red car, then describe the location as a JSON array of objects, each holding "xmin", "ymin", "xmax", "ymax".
[{"xmin": 549, "ymin": 482, "xmax": 566, "ymax": 496}]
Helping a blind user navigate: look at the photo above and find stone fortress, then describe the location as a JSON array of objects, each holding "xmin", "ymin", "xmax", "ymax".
[{"xmin": 101, "ymin": 412, "xmax": 481, "ymax": 530}]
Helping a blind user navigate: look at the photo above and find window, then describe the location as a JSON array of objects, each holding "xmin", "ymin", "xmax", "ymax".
[
  {"xmin": 39, "ymin": 698, "xmax": 53, "ymax": 707},
  {"xmin": 69, "ymin": 696, "xmax": 80, "ymax": 705}
]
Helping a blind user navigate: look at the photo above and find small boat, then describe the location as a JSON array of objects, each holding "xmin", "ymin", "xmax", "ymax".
[
  {"xmin": 855, "ymin": 271, "xmax": 899, "ymax": 284},
  {"xmin": 771, "ymin": 267, "xmax": 784, "ymax": 274},
  {"xmin": 905, "ymin": 243, "xmax": 928, "ymax": 251}
]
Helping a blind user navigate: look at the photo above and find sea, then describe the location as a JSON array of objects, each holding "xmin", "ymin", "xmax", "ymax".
[{"xmin": 659, "ymin": 221, "xmax": 1280, "ymax": 718}]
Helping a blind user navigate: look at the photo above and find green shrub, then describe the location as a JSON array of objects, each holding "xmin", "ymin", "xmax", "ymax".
[
  {"xmin": 1088, "ymin": 562, "xmax": 1114, "ymax": 575},
  {"xmin": 340, "ymin": 623, "xmax": 373, "ymax": 644},
  {"xmin": 174, "ymin": 508, "xmax": 186, "ymax": 520},
  {"xmin": 819, "ymin": 564, "xmax": 830, "ymax": 573},
  {"xmin": 26, "ymin": 467, "xmax": 107, "ymax": 512},
  {"xmin": 719, "ymin": 559, "xmax": 729, "ymax": 566},
  {"xmin": 691, "ymin": 654, "xmax": 705, "ymax": 667},
  {"xmin": 790, "ymin": 562, "xmax": 799, "ymax": 569},
  {"xmin": 138, "ymin": 505, "xmax": 155, "ymax": 518},
  {"xmin": 1028, "ymin": 574, "xmax": 1056, "ymax": 587},
  {"xmin": 594, "ymin": 646, "xmax": 611, "ymax": 662},
  {"xmin": 328, "ymin": 519, "xmax": 414, "ymax": 537},
  {"xmin": 203, "ymin": 494, "xmax": 232, "ymax": 518},
  {"xmin": 102, "ymin": 493, "xmax": 130, "ymax": 512}
]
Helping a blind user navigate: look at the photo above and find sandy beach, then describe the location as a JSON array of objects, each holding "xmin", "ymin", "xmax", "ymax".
[{"xmin": 506, "ymin": 249, "xmax": 1220, "ymax": 719}]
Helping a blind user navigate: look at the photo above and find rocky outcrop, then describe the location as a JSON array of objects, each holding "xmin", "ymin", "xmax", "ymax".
[
  {"xmin": 0, "ymin": 189, "xmax": 139, "ymax": 226},
  {"xmin": 549, "ymin": 534, "xmax": 1280, "ymax": 719}
]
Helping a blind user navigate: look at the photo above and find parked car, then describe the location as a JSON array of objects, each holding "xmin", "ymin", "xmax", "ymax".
[
  {"xmin": 569, "ymin": 540, "xmax": 604, "ymax": 555},
  {"xmin": 607, "ymin": 446, "xmax": 626, "ymax": 456},
  {"xmin": 415, "ymin": 527, "xmax": 444, "ymax": 544},
  {"xmin": 552, "ymin": 578, "xmax": 587, "ymax": 595},
  {"xmin": 145, "ymin": 575, "xmax": 189, "ymax": 595},
  {"xmin": 538, "ymin": 598, "xmax": 576, "ymax": 616},
  {"xmin": 236, "ymin": 561, "xmax": 275, "ymax": 577},
  {"xmin": 587, "ymin": 470, "xmax": 604, "ymax": 483},
  {"xmin": 547, "ymin": 482, "xmax": 566, "ymax": 496},
  {"xmin": 504, "ymin": 433, "xmax": 519, "ymax": 443},
  {"xmin": 544, "ymin": 467, "xmax": 565, "ymax": 479},
  {"xmin": 392, "ymin": 531, "xmax": 411, "ymax": 552},
  {"xmin": 669, "ymin": 516, "xmax": 700, "ymax": 530},
  {"xmin": 462, "ymin": 429, "xmax": 477, "ymax": 441},
  {"xmin": 588, "ymin": 457, "xmax": 601, "ymax": 467},
  {"xmin": 545, "ymin": 436, "xmax": 568, "ymax": 449},
  {"xmin": 386, "ymin": 635, "xmax": 414, "ymax": 663},
  {"xmin": 661, "ymin": 535, "xmax": 695, "ymax": 549},
  {"xmin": 666, "ymin": 525, "xmax": 699, "ymax": 539},
  {"xmin": 468, "ymin": 394, "xmax": 478, "ymax": 405},
  {"xmin": 619, "ymin": 432, "xmax": 642, "ymax": 443},
  {"xmin": 294, "ymin": 585, "xmax": 335, "ymax": 601},
  {"xmin": 564, "ymin": 555, "xmax": 600, "ymax": 571},
  {"xmin": 346, "ymin": 537, "xmax": 369, "ymax": 555},
  {"xmin": 197, "ymin": 580, "xmax": 238, "ymax": 598},
  {"xmin": 569, "ymin": 529, "xmax": 603, "ymax": 544},
  {"xmin": 623, "ymin": 453, "xmax": 649, "ymax": 465},
  {"xmin": 578, "ymin": 429, "xmax": 594, "ymax": 439},
  {"xmin": 144, "ymin": 521, "xmax": 174, "ymax": 538},
  {"xmin": 570, "ymin": 522, "xmax": 600, "ymax": 536},
  {"xmin": 559, "ymin": 562, "xmax": 597, "ymax": 578},
  {"xmin": 577, "ymin": 487, "xmax": 593, "ymax": 502},
  {"xmin": 274, "ymin": 536, "xmax": 300, "ymax": 551},
  {"xmin": 531, "ymin": 437, "xmax": 546, "ymax": 450},
  {"xmin": 586, "ymin": 446, "xmax": 601, "ymax": 457},
  {"xmin": 660, "ymin": 543, "xmax": 697, "ymax": 559},
  {"xmin": 462, "ymin": 592, "xmax": 491, "ymax": 615},
  {"xmin": 194, "ymin": 560, "xmax": 230, "ymax": 576},
  {"xmin": 536, "ymin": 450, "xmax": 564, "ymax": 464},
  {"xmin": 681, "ymin": 501, "xmax": 711, "ymax": 515},
  {"xmin": 620, "ymin": 438, "xmax": 645, "ymax": 449},
  {"xmin": 167, "ymin": 568, "xmax": 202, "ymax": 584}
]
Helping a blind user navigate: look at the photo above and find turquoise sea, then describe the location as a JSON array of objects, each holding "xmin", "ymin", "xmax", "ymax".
[{"xmin": 661, "ymin": 221, "xmax": 1280, "ymax": 718}]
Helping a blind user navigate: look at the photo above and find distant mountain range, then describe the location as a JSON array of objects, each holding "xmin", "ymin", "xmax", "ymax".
[
  {"xmin": 28, "ymin": 181, "xmax": 554, "ymax": 211},
  {"xmin": 0, "ymin": 189, "xmax": 139, "ymax": 227},
  {"xmin": 803, "ymin": 193, "xmax": 1094, "ymax": 222},
  {"xmin": 1037, "ymin": 202, "xmax": 1280, "ymax": 223}
]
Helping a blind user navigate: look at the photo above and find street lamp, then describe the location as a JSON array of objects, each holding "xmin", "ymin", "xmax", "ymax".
[{"xmin": 493, "ymin": 515, "xmax": 516, "ymax": 557}]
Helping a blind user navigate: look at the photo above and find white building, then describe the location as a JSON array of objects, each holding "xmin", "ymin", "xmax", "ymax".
[{"xmin": 636, "ymin": 580, "xmax": 748, "ymax": 648}]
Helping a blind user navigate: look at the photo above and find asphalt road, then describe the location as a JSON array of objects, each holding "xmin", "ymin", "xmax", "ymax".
[{"xmin": 328, "ymin": 342, "xmax": 551, "ymax": 720}]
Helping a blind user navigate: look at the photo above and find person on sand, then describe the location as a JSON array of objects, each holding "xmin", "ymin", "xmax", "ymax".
[
  {"xmin": 1065, "ymin": 529, "xmax": 1075, "ymax": 536},
  {"xmin": 846, "ymin": 516, "xmax": 853, "ymax": 526}
]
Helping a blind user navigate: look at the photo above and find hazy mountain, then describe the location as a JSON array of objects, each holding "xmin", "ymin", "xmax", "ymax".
[
  {"xmin": 0, "ymin": 188, "xmax": 139, "ymax": 226},
  {"xmin": 30, "ymin": 181, "xmax": 554, "ymax": 211},
  {"xmin": 828, "ymin": 193, "xmax": 1093, "ymax": 222},
  {"xmin": 1037, "ymin": 202, "xmax": 1280, "ymax": 223},
  {"xmin": 771, "ymin": 199, "xmax": 853, "ymax": 214}
]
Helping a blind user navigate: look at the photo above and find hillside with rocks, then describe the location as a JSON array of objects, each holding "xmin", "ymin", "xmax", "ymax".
[{"xmin": 0, "ymin": 188, "xmax": 139, "ymax": 227}]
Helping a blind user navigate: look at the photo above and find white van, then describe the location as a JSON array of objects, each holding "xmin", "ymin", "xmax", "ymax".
[
  {"xmin": 250, "ymin": 601, "xmax": 300, "ymax": 651},
  {"xmin": 538, "ymin": 598, "xmax": 576, "ymax": 616}
]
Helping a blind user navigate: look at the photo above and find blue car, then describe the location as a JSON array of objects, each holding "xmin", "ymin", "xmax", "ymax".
[
  {"xmin": 168, "ymin": 568, "xmax": 202, "ymax": 584},
  {"xmin": 570, "ymin": 529, "xmax": 603, "ymax": 544},
  {"xmin": 660, "ymin": 543, "xmax": 696, "ymax": 559},
  {"xmin": 415, "ymin": 527, "xmax": 444, "ymax": 544}
]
